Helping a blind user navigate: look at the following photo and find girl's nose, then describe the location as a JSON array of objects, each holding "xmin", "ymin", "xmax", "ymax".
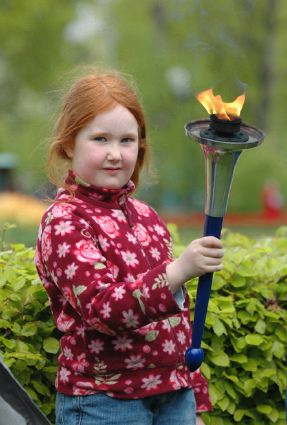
[{"xmin": 107, "ymin": 142, "xmax": 121, "ymax": 161}]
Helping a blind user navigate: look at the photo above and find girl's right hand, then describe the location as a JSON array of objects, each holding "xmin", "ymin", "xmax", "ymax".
[{"xmin": 166, "ymin": 236, "xmax": 224, "ymax": 294}]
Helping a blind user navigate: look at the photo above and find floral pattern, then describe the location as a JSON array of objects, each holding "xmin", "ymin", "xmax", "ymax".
[{"xmin": 35, "ymin": 172, "xmax": 211, "ymax": 411}]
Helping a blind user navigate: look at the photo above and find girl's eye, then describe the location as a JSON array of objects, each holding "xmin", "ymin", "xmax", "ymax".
[
  {"xmin": 93, "ymin": 136, "xmax": 107, "ymax": 143},
  {"xmin": 121, "ymin": 138, "xmax": 134, "ymax": 143}
]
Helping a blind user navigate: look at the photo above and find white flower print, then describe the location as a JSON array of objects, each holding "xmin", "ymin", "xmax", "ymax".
[
  {"xmin": 124, "ymin": 273, "xmax": 136, "ymax": 283},
  {"xmin": 122, "ymin": 309, "xmax": 140, "ymax": 329},
  {"xmin": 142, "ymin": 284, "xmax": 150, "ymax": 299},
  {"xmin": 153, "ymin": 224, "xmax": 165, "ymax": 236},
  {"xmin": 100, "ymin": 302, "xmax": 111, "ymax": 319},
  {"xmin": 112, "ymin": 335, "xmax": 133, "ymax": 352},
  {"xmin": 64, "ymin": 262, "xmax": 78, "ymax": 279},
  {"xmin": 121, "ymin": 251, "xmax": 139, "ymax": 268},
  {"xmin": 76, "ymin": 326, "xmax": 85, "ymax": 338},
  {"xmin": 141, "ymin": 374, "xmax": 162, "ymax": 391},
  {"xmin": 54, "ymin": 220, "xmax": 75, "ymax": 236},
  {"xmin": 125, "ymin": 354, "xmax": 145, "ymax": 369},
  {"xmin": 149, "ymin": 247, "xmax": 161, "ymax": 261},
  {"xmin": 88, "ymin": 339, "xmax": 104, "ymax": 354},
  {"xmin": 73, "ymin": 353, "xmax": 89, "ymax": 373},
  {"xmin": 162, "ymin": 339, "xmax": 176, "ymax": 355},
  {"xmin": 177, "ymin": 330, "xmax": 186, "ymax": 345},
  {"xmin": 59, "ymin": 367, "xmax": 71, "ymax": 383},
  {"xmin": 63, "ymin": 346, "xmax": 74, "ymax": 360},
  {"xmin": 57, "ymin": 242, "xmax": 71, "ymax": 258},
  {"xmin": 112, "ymin": 285, "xmax": 126, "ymax": 300},
  {"xmin": 98, "ymin": 234, "xmax": 110, "ymax": 252},
  {"xmin": 111, "ymin": 209, "xmax": 126, "ymax": 222},
  {"xmin": 126, "ymin": 232, "xmax": 137, "ymax": 244}
]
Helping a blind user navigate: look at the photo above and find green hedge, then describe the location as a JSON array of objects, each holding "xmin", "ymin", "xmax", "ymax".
[{"xmin": 0, "ymin": 224, "xmax": 286, "ymax": 424}]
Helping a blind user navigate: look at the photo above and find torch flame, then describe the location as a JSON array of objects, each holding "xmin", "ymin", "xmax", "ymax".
[{"xmin": 196, "ymin": 88, "xmax": 245, "ymax": 121}]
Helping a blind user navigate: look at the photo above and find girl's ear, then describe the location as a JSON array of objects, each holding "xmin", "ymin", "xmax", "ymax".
[{"xmin": 63, "ymin": 144, "xmax": 74, "ymax": 159}]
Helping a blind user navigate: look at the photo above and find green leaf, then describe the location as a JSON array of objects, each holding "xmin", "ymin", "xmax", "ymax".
[
  {"xmin": 32, "ymin": 380, "xmax": 50, "ymax": 396},
  {"xmin": 12, "ymin": 277, "xmax": 26, "ymax": 291},
  {"xmin": 1, "ymin": 337, "xmax": 16, "ymax": 349},
  {"xmin": 217, "ymin": 396, "xmax": 229, "ymax": 411},
  {"xmin": 223, "ymin": 372, "xmax": 239, "ymax": 383},
  {"xmin": 168, "ymin": 317, "xmax": 181, "ymax": 327},
  {"xmin": 242, "ymin": 358, "xmax": 258, "ymax": 372},
  {"xmin": 233, "ymin": 409, "xmax": 246, "ymax": 422},
  {"xmin": 209, "ymin": 351, "xmax": 230, "ymax": 367},
  {"xmin": 230, "ymin": 354, "xmax": 248, "ymax": 364},
  {"xmin": 255, "ymin": 319, "xmax": 266, "ymax": 334},
  {"xmin": 231, "ymin": 275, "xmax": 246, "ymax": 288},
  {"xmin": 200, "ymin": 362, "xmax": 211, "ymax": 379},
  {"xmin": 271, "ymin": 341, "xmax": 285, "ymax": 359},
  {"xmin": 145, "ymin": 331, "xmax": 159, "ymax": 342},
  {"xmin": 256, "ymin": 404, "xmax": 272, "ymax": 414},
  {"xmin": 15, "ymin": 340, "xmax": 29, "ymax": 353},
  {"xmin": 245, "ymin": 334, "xmax": 264, "ymax": 345},
  {"xmin": 43, "ymin": 337, "xmax": 59, "ymax": 354},
  {"xmin": 213, "ymin": 318, "xmax": 227, "ymax": 336},
  {"xmin": 94, "ymin": 262, "xmax": 106, "ymax": 269},
  {"xmin": 73, "ymin": 285, "xmax": 87, "ymax": 296},
  {"xmin": 243, "ymin": 379, "xmax": 256, "ymax": 396},
  {"xmin": 269, "ymin": 408, "xmax": 279, "ymax": 423},
  {"xmin": 21, "ymin": 322, "xmax": 38, "ymax": 337}
]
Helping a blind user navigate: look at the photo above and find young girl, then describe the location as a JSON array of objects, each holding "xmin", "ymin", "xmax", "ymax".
[{"xmin": 35, "ymin": 70, "xmax": 223, "ymax": 425}]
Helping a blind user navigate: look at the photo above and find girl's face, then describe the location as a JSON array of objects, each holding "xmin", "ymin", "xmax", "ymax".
[{"xmin": 67, "ymin": 103, "xmax": 139, "ymax": 189}]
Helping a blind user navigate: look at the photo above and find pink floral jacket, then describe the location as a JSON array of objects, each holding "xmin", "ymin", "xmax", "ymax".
[{"xmin": 35, "ymin": 171, "xmax": 211, "ymax": 412}]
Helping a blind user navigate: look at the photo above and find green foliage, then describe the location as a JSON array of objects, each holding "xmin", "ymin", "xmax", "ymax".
[
  {"xmin": 0, "ymin": 226, "xmax": 286, "ymax": 424},
  {"xmin": 187, "ymin": 228, "xmax": 287, "ymax": 425},
  {"xmin": 0, "ymin": 240, "xmax": 59, "ymax": 422}
]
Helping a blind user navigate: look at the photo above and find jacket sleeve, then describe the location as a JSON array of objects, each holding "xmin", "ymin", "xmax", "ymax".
[
  {"xmin": 192, "ymin": 370, "xmax": 213, "ymax": 412},
  {"xmin": 39, "ymin": 212, "xmax": 183, "ymax": 335}
]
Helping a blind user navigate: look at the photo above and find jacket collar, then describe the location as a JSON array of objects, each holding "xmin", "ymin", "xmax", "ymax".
[{"xmin": 63, "ymin": 170, "xmax": 135, "ymax": 207}]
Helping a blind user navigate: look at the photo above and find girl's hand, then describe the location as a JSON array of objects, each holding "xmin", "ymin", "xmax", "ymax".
[
  {"xmin": 196, "ymin": 416, "xmax": 206, "ymax": 425},
  {"xmin": 166, "ymin": 236, "xmax": 223, "ymax": 294}
]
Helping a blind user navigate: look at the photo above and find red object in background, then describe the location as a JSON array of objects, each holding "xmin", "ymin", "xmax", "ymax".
[{"xmin": 262, "ymin": 181, "xmax": 284, "ymax": 219}]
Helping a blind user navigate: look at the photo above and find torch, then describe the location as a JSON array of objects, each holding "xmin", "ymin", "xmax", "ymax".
[{"xmin": 184, "ymin": 89, "xmax": 265, "ymax": 372}]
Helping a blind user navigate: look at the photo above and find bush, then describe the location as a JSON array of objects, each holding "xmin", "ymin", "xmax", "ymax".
[
  {"xmin": 177, "ymin": 227, "xmax": 287, "ymax": 425},
  {"xmin": 0, "ymin": 225, "xmax": 59, "ymax": 422},
  {"xmin": 0, "ymin": 224, "xmax": 286, "ymax": 424}
]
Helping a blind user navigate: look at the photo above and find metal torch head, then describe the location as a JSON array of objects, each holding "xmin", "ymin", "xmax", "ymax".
[{"xmin": 185, "ymin": 117, "xmax": 265, "ymax": 217}]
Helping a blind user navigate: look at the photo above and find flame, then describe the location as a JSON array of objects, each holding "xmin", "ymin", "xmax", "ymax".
[{"xmin": 196, "ymin": 88, "xmax": 245, "ymax": 121}]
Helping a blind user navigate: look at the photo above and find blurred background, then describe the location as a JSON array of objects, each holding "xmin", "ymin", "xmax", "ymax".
[{"xmin": 0, "ymin": 0, "xmax": 287, "ymax": 245}]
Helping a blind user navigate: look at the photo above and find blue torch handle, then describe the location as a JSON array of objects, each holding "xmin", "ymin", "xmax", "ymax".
[{"xmin": 185, "ymin": 215, "xmax": 223, "ymax": 372}]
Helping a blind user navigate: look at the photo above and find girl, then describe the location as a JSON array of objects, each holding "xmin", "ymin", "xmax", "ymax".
[{"xmin": 35, "ymin": 70, "xmax": 223, "ymax": 425}]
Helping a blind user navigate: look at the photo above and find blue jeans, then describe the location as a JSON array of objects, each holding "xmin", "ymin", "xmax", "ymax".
[{"xmin": 56, "ymin": 388, "xmax": 196, "ymax": 425}]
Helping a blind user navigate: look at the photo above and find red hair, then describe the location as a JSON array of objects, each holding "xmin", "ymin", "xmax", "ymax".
[{"xmin": 46, "ymin": 70, "xmax": 149, "ymax": 190}]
